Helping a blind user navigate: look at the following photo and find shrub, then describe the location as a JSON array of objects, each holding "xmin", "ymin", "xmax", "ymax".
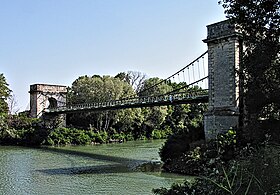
[
  {"xmin": 125, "ymin": 132, "xmax": 134, "ymax": 141},
  {"xmin": 152, "ymin": 128, "xmax": 172, "ymax": 139},
  {"xmin": 111, "ymin": 132, "xmax": 125, "ymax": 142},
  {"xmin": 74, "ymin": 132, "xmax": 91, "ymax": 145},
  {"xmin": 0, "ymin": 114, "xmax": 49, "ymax": 146},
  {"xmin": 154, "ymin": 129, "xmax": 280, "ymax": 194},
  {"xmin": 159, "ymin": 132, "xmax": 191, "ymax": 171}
]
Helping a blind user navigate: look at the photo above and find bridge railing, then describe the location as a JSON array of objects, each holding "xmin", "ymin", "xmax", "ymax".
[{"xmin": 45, "ymin": 89, "xmax": 208, "ymax": 113}]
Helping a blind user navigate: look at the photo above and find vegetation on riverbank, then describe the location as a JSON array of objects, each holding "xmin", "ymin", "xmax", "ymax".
[
  {"xmin": 0, "ymin": 114, "xmax": 171, "ymax": 146},
  {"xmin": 154, "ymin": 130, "xmax": 280, "ymax": 194},
  {"xmin": 45, "ymin": 126, "xmax": 172, "ymax": 145}
]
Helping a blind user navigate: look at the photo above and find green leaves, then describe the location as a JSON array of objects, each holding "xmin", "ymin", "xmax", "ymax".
[
  {"xmin": 0, "ymin": 74, "xmax": 11, "ymax": 114},
  {"xmin": 219, "ymin": 0, "xmax": 279, "ymax": 42},
  {"xmin": 68, "ymin": 75, "xmax": 136, "ymax": 105},
  {"xmin": 220, "ymin": 0, "xmax": 280, "ymax": 143},
  {"xmin": 67, "ymin": 74, "xmax": 141, "ymax": 133},
  {"xmin": 138, "ymin": 77, "xmax": 172, "ymax": 97}
]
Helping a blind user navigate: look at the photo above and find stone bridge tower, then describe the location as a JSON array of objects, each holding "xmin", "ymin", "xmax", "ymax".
[
  {"xmin": 29, "ymin": 84, "xmax": 67, "ymax": 118},
  {"xmin": 203, "ymin": 20, "xmax": 242, "ymax": 139}
]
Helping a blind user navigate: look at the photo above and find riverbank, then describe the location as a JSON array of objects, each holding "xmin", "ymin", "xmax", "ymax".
[
  {"xmin": 153, "ymin": 131, "xmax": 280, "ymax": 194},
  {"xmin": 0, "ymin": 115, "xmax": 171, "ymax": 146}
]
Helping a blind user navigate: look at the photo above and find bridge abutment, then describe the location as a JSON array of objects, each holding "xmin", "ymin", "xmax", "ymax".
[{"xmin": 203, "ymin": 20, "xmax": 242, "ymax": 140}]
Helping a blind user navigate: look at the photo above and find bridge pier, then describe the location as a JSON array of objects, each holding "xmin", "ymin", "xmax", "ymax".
[
  {"xmin": 203, "ymin": 20, "xmax": 242, "ymax": 140},
  {"xmin": 29, "ymin": 84, "xmax": 67, "ymax": 127}
]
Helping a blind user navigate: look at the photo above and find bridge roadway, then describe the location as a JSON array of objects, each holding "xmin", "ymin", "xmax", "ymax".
[{"xmin": 44, "ymin": 89, "xmax": 208, "ymax": 114}]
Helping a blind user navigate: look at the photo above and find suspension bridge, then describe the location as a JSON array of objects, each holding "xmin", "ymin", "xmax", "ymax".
[
  {"xmin": 43, "ymin": 51, "xmax": 209, "ymax": 114},
  {"xmin": 29, "ymin": 20, "xmax": 242, "ymax": 139}
]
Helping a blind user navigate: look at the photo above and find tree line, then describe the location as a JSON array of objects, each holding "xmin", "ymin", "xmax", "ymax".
[{"xmin": 0, "ymin": 71, "xmax": 206, "ymax": 146}]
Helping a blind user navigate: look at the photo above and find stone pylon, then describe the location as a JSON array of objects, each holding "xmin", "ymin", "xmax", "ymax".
[
  {"xmin": 29, "ymin": 84, "xmax": 67, "ymax": 118},
  {"xmin": 203, "ymin": 20, "xmax": 242, "ymax": 140}
]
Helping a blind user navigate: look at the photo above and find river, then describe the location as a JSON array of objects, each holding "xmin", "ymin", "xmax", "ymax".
[{"xmin": 0, "ymin": 140, "xmax": 189, "ymax": 195}]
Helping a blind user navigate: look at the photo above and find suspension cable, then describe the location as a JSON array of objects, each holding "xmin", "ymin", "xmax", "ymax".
[{"xmin": 137, "ymin": 51, "xmax": 208, "ymax": 96}]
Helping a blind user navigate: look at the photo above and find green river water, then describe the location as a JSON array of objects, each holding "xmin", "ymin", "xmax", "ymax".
[{"xmin": 0, "ymin": 140, "xmax": 189, "ymax": 195}]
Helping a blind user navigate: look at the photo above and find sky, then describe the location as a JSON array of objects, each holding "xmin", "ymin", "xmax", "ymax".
[{"xmin": 1, "ymin": 0, "xmax": 225, "ymax": 111}]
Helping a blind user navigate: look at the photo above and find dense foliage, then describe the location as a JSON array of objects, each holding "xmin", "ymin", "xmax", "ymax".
[
  {"xmin": 0, "ymin": 73, "xmax": 65, "ymax": 145},
  {"xmin": 0, "ymin": 112, "xmax": 48, "ymax": 146},
  {"xmin": 159, "ymin": 102, "xmax": 206, "ymax": 172},
  {"xmin": 66, "ymin": 75, "xmax": 136, "ymax": 131},
  {"xmin": 219, "ymin": 0, "xmax": 280, "ymax": 143},
  {"xmin": 0, "ymin": 74, "xmax": 11, "ymax": 114},
  {"xmin": 154, "ymin": 130, "xmax": 280, "ymax": 194}
]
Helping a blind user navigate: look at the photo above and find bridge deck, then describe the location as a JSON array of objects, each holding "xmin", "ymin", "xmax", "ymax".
[{"xmin": 44, "ymin": 90, "xmax": 208, "ymax": 114}]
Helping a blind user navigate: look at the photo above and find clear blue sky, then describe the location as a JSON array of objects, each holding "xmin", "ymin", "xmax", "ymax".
[{"xmin": 1, "ymin": 0, "xmax": 225, "ymax": 111}]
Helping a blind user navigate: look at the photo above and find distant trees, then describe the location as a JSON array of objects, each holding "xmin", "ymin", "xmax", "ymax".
[
  {"xmin": 138, "ymin": 77, "xmax": 170, "ymax": 139},
  {"xmin": 68, "ymin": 75, "xmax": 135, "ymax": 104},
  {"xmin": 139, "ymin": 77, "xmax": 172, "ymax": 96}
]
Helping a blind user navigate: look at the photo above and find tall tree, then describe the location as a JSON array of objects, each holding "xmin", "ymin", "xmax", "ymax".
[
  {"xmin": 67, "ymin": 74, "xmax": 137, "ymax": 131},
  {"xmin": 0, "ymin": 74, "xmax": 11, "ymax": 114},
  {"xmin": 219, "ymin": 0, "xmax": 280, "ymax": 142},
  {"xmin": 137, "ymin": 77, "xmax": 173, "ymax": 138}
]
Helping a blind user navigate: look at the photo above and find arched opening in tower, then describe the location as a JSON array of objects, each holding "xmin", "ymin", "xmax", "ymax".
[{"xmin": 48, "ymin": 97, "xmax": 58, "ymax": 109}]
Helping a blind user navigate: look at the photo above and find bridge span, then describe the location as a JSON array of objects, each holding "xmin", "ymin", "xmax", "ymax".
[{"xmin": 45, "ymin": 89, "xmax": 208, "ymax": 114}]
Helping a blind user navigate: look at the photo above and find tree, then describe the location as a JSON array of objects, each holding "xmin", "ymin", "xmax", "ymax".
[
  {"xmin": 0, "ymin": 74, "xmax": 11, "ymax": 114},
  {"xmin": 113, "ymin": 107, "xmax": 143, "ymax": 139},
  {"xmin": 138, "ymin": 77, "xmax": 172, "ymax": 97},
  {"xmin": 134, "ymin": 77, "xmax": 172, "ymax": 138},
  {"xmin": 67, "ymin": 74, "xmax": 137, "ymax": 132},
  {"xmin": 219, "ymin": 0, "xmax": 280, "ymax": 143},
  {"xmin": 115, "ymin": 71, "xmax": 147, "ymax": 93},
  {"xmin": 0, "ymin": 74, "xmax": 12, "ymax": 143},
  {"xmin": 8, "ymin": 93, "xmax": 20, "ymax": 115}
]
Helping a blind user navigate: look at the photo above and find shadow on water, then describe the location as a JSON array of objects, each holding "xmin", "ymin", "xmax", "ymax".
[
  {"xmin": 39, "ymin": 146, "xmax": 147, "ymax": 164},
  {"xmin": 37, "ymin": 147, "xmax": 149, "ymax": 175},
  {"xmin": 39, "ymin": 164, "xmax": 131, "ymax": 175}
]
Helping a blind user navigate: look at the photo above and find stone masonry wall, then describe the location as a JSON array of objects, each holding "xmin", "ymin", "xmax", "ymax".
[
  {"xmin": 208, "ymin": 37, "xmax": 240, "ymax": 110},
  {"xmin": 204, "ymin": 20, "xmax": 242, "ymax": 140},
  {"xmin": 29, "ymin": 84, "xmax": 67, "ymax": 118}
]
